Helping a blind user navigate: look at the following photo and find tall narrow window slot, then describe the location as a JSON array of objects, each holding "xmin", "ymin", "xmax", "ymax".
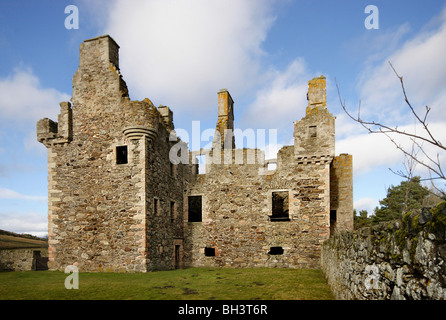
[
  {"xmin": 330, "ymin": 210, "xmax": 337, "ymax": 223},
  {"xmin": 174, "ymin": 245, "xmax": 181, "ymax": 269},
  {"xmin": 330, "ymin": 210, "xmax": 337, "ymax": 235},
  {"xmin": 188, "ymin": 196, "xmax": 202, "ymax": 222},
  {"xmin": 154, "ymin": 198, "xmax": 159, "ymax": 215},
  {"xmin": 116, "ymin": 146, "xmax": 128, "ymax": 164},
  {"xmin": 270, "ymin": 191, "xmax": 290, "ymax": 221},
  {"xmin": 170, "ymin": 201, "xmax": 176, "ymax": 222},
  {"xmin": 196, "ymin": 155, "xmax": 206, "ymax": 174}
]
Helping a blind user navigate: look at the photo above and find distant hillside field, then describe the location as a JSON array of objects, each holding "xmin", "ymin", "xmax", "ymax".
[{"xmin": 0, "ymin": 230, "xmax": 47, "ymax": 250}]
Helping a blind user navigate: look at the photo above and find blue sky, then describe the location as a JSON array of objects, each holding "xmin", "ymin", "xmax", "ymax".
[{"xmin": 1, "ymin": 0, "xmax": 445, "ymax": 236}]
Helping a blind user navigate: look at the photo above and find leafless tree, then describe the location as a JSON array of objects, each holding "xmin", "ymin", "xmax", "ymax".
[{"xmin": 336, "ymin": 61, "xmax": 445, "ymax": 198}]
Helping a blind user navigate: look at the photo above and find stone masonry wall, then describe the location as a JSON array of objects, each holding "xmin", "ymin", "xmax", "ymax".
[
  {"xmin": 40, "ymin": 36, "xmax": 149, "ymax": 272},
  {"xmin": 330, "ymin": 154, "xmax": 354, "ymax": 234},
  {"xmin": 0, "ymin": 248, "xmax": 48, "ymax": 271},
  {"xmin": 184, "ymin": 147, "xmax": 332, "ymax": 269},
  {"xmin": 183, "ymin": 75, "xmax": 347, "ymax": 269},
  {"xmin": 321, "ymin": 202, "xmax": 446, "ymax": 299},
  {"xmin": 38, "ymin": 36, "xmax": 193, "ymax": 272}
]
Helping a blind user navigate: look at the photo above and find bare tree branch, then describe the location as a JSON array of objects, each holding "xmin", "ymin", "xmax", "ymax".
[
  {"xmin": 388, "ymin": 62, "xmax": 442, "ymax": 148},
  {"xmin": 336, "ymin": 65, "xmax": 445, "ymax": 152},
  {"xmin": 335, "ymin": 62, "xmax": 446, "ymax": 197}
]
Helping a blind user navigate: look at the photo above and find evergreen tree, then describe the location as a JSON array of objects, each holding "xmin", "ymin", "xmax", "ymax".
[
  {"xmin": 354, "ymin": 209, "xmax": 370, "ymax": 229},
  {"xmin": 371, "ymin": 176, "xmax": 429, "ymax": 224}
]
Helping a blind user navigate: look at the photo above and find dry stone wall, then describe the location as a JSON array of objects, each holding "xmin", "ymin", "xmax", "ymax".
[{"xmin": 321, "ymin": 202, "xmax": 446, "ymax": 300}]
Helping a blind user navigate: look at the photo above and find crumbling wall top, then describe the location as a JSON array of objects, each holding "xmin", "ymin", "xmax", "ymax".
[{"xmin": 306, "ymin": 75, "xmax": 327, "ymax": 114}]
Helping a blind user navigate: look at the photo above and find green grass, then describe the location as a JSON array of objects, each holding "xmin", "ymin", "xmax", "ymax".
[
  {"xmin": 0, "ymin": 234, "xmax": 47, "ymax": 249},
  {"xmin": 0, "ymin": 268, "xmax": 334, "ymax": 300}
]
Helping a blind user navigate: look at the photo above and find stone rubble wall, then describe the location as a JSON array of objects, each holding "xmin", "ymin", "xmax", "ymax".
[
  {"xmin": 0, "ymin": 248, "xmax": 48, "ymax": 271},
  {"xmin": 321, "ymin": 202, "xmax": 446, "ymax": 300},
  {"xmin": 184, "ymin": 147, "xmax": 332, "ymax": 269}
]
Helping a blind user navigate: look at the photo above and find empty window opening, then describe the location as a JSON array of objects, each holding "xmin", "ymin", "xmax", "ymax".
[
  {"xmin": 154, "ymin": 198, "xmax": 159, "ymax": 215},
  {"xmin": 188, "ymin": 196, "xmax": 202, "ymax": 222},
  {"xmin": 170, "ymin": 162, "xmax": 176, "ymax": 176},
  {"xmin": 267, "ymin": 162, "xmax": 277, "ymax": 171},
  {"xmin": 196, "ymin": 155, "xmax": 206, "ymax": 174},
  {"xmin": 116, "ymin": 146, "xmax": 128, "ymax": 164},
  {"xmin": 271, "ymin": 191, "xmax": 290, "ymax": 221},
  {"xmin": 174, "ymin": 245, "xmax": 181, "ymax": 269},
  {"xmin": 309, "ymin": 126, "xmax": 317, "ymax": 138},
  {"xmin": 204, "ymin": 247, "xmax": 215, "ymax": 256},
  {"xmin": 330, "ymin": 210, "xmax": 337, "ymax": 223},
  {"xmin": 170, "ymin": 201, "xmax": 176, "ymax": 222},
  {"xmin": 268, "ymin": 247, "xmax": 284, "ymax": 255},
  {"xmin": 330, "ymin": 210, "xmax": 337, "ymax": 236}
]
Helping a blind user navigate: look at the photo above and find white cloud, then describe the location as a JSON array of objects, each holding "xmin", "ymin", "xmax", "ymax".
[
  {"xmin": 336, "ymin": 121, "xmax": 446, "ymax": 180},
  {"xmin": 241, "ymin": 62, "xmax": 334, "ymax": 146},
  {"xmin": 103, "ymin": 0, "xmax": 276, "ymax": 119},
  {"xmin": 337, "ymin": 8, "xmax": 446, "ymax": 180},
  {"xmin": 354, "ymin": 197, "xmax": 378, "ymax": 214},
  {"xmin": 357, "ymin": 8, "xmax": 446, "ymax": 123},
  {"xmin": 334, "ymin": 112, "xmax": 363, "ymax": 139},
  {"xmin": 98, "ymin": 0, "xmax": 312, "ymax": 146},
  {"xmin": 0, "ymin": 67, "xmax": 70, "ymax": 124},
  {"xmin": 337, "ymin": 131, "xmax": 402, "ymax": 176},
  {"xmin": 241, "ymin": 58, "xmax": 309, "ymax": 135},
  {"xmin": 0, "ymin": 187, "xmax": 47, "ymax": 202},
  {"xmin": 0, "ymin": 211, "xmax": 47, "ymax": 237}
]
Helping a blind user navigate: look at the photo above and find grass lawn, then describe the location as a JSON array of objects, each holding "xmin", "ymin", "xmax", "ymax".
[
  {"xmin": 0, "ymin": 268, "xmax": 334, "ymax": 300},
  {"xmin": 0, "ymin": 234, "xmax": 47, "ymax": 249}
]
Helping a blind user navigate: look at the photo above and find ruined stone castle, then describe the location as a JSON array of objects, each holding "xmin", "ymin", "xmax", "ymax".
[{"xmin": 37, "ymin": 35, "xmax": 353, "ymax": 272}]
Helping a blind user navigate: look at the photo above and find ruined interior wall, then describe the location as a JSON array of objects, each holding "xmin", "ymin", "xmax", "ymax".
[
  {"xmin": 144, "ymin": 119, "xmax": 193, "ymax": 271},
  {"xmin": 330, "ymin": 153, "xmax": 354, "ymax": 234},
  {"xmin": 184, "ymin": 147, "xmax": 331, "ymax": 269}
]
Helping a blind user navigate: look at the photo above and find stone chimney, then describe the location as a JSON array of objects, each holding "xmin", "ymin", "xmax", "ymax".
[
  {"xmin": 306, "ymin": 75, "xmax": 327, "ymax": 115},
  {"xmin": 213, "ymin": 89, "xmax": 235, "ymax": 150},
  {"xmin": 72, "ymin": 35, "xmax": 129, "ymax": 113},
  {"xmin": 294, "ymin": 75, "xmax": 335, "ymax": 158},
  {"xmin": 79, "ymin": 35, "xmax": 120, "ymax": 70}
]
